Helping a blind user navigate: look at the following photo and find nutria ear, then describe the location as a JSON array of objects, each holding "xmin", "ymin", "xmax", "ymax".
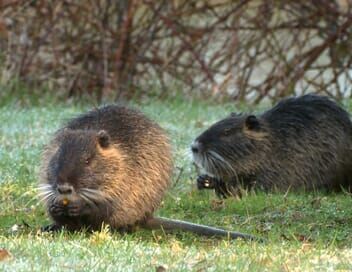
[
  {"xmin": 245, "ymin": 115, "xmax": 260, "ymax": 130},
  {"xmin": 97, "ymin": 130, "xmax": 110, "ymax": 148}
]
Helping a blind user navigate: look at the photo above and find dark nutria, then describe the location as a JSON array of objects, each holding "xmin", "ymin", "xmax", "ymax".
[
  {"xmin": 38, "ymin": 104, "xmax": 256, "ymax": 240},
  {"xmin": 191, "ymin": 94, "xmax": 352, "ymax": 198}
]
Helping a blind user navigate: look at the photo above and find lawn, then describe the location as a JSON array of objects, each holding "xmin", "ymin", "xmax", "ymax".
[{"xmin": 0, "ymin": 96, "xmax": 352, "ymax": 271}]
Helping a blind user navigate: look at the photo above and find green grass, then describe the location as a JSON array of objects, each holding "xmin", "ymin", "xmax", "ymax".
[{"xmin": 1, "ymin": 97, "xmax": 352, "ymax": 271}]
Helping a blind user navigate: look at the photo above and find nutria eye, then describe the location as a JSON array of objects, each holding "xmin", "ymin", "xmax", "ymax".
[
  {"xmin": 85, "ymin": 159, "xmax": 90, "ymax": 165},
  {"xmin": 223, "ymin": 128, "xmax": 231, "ymax": 136}
]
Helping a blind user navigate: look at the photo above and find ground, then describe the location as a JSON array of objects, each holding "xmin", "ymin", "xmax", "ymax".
[{"xmin": 0, "ymin": 97, "xmax": 351, "ymax": 271}]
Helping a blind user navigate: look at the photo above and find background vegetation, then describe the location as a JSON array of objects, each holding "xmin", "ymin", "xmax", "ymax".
[{"xmin": 1, "ymin": 0, "xmax": 352, "ymax": 103}]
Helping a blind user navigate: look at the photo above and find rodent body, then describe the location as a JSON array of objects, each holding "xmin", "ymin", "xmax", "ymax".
[
  {"xmin": 191, "ymin": 94, "xmax": 352, "ymax": 197},
  {"xmin": 39, "ymin": 104, "xmax": 256, "ymax": 240},
  {"xmin": 39, "ymin": 105, "xmax": 172, "ymax": 231}
]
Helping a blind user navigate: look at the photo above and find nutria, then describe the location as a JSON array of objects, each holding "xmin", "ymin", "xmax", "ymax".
[
  {"xmin": 191, "ymin": 94, "xmax": 352, "ymax": 198},
  {"xmin": 38, "ymin": 104, "xmax": 256, "ymax": 240}
]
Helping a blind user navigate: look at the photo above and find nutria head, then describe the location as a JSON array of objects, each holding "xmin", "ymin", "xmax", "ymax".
[
  {"xmin": 191, "ymin": 114, "xmax": 270, "ymax": 182},
  {"xmin": 39, "ymin": 129, "xmax": 120, "ymax": 230}
]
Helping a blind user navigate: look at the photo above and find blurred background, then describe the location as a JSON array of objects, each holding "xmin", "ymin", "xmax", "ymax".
[{"xmin": 1, "ymin": 0, "xmax": 352, "ymax": 104}]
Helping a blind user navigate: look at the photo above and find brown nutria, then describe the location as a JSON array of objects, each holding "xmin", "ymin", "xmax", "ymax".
[
  {"xmin": 38, "ymin": 104, "xmax": 256, "ymax": 240},
  {"xmin": 191, "ymin": 94, "xmax": 352, "ymax": 198}
]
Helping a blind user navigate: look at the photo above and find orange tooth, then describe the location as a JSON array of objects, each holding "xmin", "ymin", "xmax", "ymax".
[{"xmin": 62, "ymin": 199, "xmax": 69, "ymax": 206}]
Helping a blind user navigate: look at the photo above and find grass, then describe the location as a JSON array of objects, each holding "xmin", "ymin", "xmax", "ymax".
[{"xmin": 0, "ymin": 96, "xmax": 352, "ymax": 271}]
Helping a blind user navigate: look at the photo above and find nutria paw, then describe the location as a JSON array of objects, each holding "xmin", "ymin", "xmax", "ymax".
[
  {"xmin": 196, "ymin": 175, "xmax": 218, "ymax": 190},
  {"xmin": 41, "ymin": 224, "xmax": 63, "ymax": 232},
  {"xmin": 197, "ymin": 175, "xmax": 231, "ymax": 198},
  {"xmin": 213, "ymin": 180, "xmax": 232, "ymax": 199}
]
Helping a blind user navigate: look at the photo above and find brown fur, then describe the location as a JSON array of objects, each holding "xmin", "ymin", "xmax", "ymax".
[
  {"xmin": 38, "ymin": 104, "xmax": 257, "ymax": 240},
  {"xmin": 39, "ymin": 105, "xmax": 172, "ymax": 230}
]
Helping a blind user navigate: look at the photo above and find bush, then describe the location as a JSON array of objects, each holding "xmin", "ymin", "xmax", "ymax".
[{"xmin": 1, "ymin": 0, "xmax": 352, "ymax": 103}]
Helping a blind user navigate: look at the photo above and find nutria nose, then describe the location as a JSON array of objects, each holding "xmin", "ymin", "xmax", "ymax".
[
  {"xmin": 191, "ymin": 141, "xmax": 203, "ymax": 153},
  {"xmin": 57, "ymin": 184, "xmax": 73, "ymax": 194}
]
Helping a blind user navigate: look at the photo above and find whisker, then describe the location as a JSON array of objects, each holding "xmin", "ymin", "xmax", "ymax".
[
  {"xmin": 37, "ymin": 190, "xmax": 54, "ymax": 196},
  {"xmin": 79, "ymin": 189, "xmax": 106, "ymax": 202},
  {"xmin": 208, "ymin": 150, "xmax": 237, "ymax": 176},
  {"xmin": 200, "ymin": 154, "xmax": 210, "ymax": 173},
  {"xmin": 38, "ymin": 193, "xmax": 54, "ymax": 199},
  {"xmin": 37, "ymin": 184, "xmax": 53, "ymax": 189},
  {"xmin": 79, "ymin": 192, "xmax": 97, "ymax": 207},
  {"xmin": 209, "ymin": 150, "xmax": 232, "ymax": 169},
  {"xmin": 209, "ymin": 156, "xmax": 222, "ymax": 177},
  {"xmin": 185, "ymin": 147, "xmax": 194, "ymax": 160},
  {"xmin": 203, "ymin": 151, "xmax": 219, "ymax": 175},
  {"xmin": 39, "ymin": 192, "xmax": 55, "ymax": 203},
  {"xmin": 80, "ymin": 188, "xmax": 101, "ymax": 194},
  {"xmin": 37, "ymin": 186, "xmax": 54, "ymax": 194}
]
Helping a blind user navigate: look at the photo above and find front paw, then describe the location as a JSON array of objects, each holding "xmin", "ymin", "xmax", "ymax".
[
  {"xmin": 67, "ymin": 204, "xmax": 82, "ymax": 217},
  {"xmin": 214, "ymin": 180, "xmax": 243, "ymax": 199},
  {"xmin": 197, "ymin": 175, "xmax": 218, "ymax": 190},
  {"xmin": 49, "ymin": 204, "xmax": 65, "ymax": 217},
  {"xmin": 41, "ymin": 223, "xmax": 63, "ymax": 232},
  {"xmin": 214, "ymin": 180, "xmax": 231, "ymax": 199},
  {"xmin": 49, "ymin": 203, "xmax": 82, "ymax": 218}
]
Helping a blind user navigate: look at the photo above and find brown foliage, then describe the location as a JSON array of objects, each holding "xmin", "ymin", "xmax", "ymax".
[{"xmin": 1, "ymin": 0, "xmax": 352, "ymax": 103}]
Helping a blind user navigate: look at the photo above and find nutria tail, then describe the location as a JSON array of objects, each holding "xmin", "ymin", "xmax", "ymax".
[{"xmin": 143, "ymin": 217, "xmax": 259, "ymax": 241}]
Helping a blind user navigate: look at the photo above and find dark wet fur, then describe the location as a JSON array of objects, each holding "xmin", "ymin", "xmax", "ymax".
[
  {"xmin": 39, "ymin": 104, "xmax": 257, "ymax": 240},
  {"xmin": 192, "ymin": 94, "xmax": 352, "ymax": 197}
]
